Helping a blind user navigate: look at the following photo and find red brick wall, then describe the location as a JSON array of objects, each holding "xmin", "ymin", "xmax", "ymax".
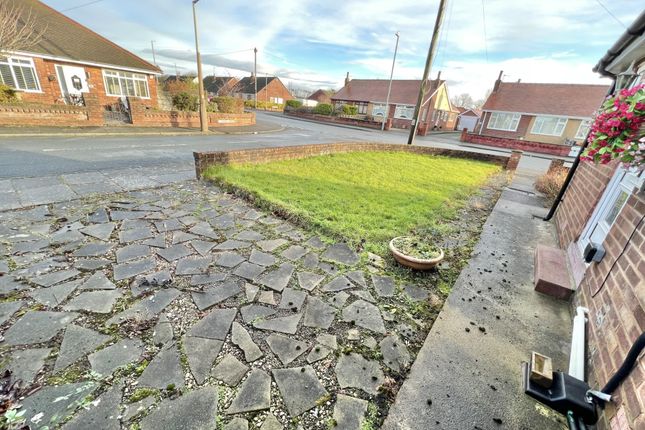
[
  {"xmin": 257, "ymin": 79, "xmax": 293, "ymax": 103},
  {"xmin": 193, "ymin": 142, "xmax": 514, "ymax": 179},
  {"xmin": 284, "ymin": 111, "xmax": 383, "ymax": 129},
  {"xmin": 0, "ymin": 92, "xmax": 104, "ymax": 127},
  {"xmin": 554, "ymin": 161, "xmax": 645, "ymax": 429},
  {"xmin": 129, "ymin": 100, "xmax": 255, "ymax": 128},
  {"xmin": 17, "ymin": 57, "xmax": 157, "ymax": 109},
  {"xmin": 461, "ymin": 130, "xmax": 572, "ymax": 156}
]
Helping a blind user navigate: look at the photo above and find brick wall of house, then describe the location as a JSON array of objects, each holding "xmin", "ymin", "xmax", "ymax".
[
  {"xmin": 479, "ymin": 112, "xmax": 533, "ymax": 138},
  {"xmin": 257, "ymin": 79, "xmax": 293, "ymax": 103},
  {"xmin": 193, "ymin": 142, "xmax": 517, "ymax": 179},
  {"xmin": 17, "ymin": 57, "xmax": 157, "ymax": 109},
  {"xmin": 461, "ymin": 130, "xmax": 572, "ymax": 156},
  {"xmin": 554, "ymin": 161, "xmax": 645, "ymax": 430}
]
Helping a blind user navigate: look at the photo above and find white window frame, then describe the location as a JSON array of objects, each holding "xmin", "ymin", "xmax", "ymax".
[
  {"xmin": 531, "ymin": 116, "xmax": 568, "ymax": 136},
  {"xmin": 0, "ymin": 55, "xmax": 42, "ymax": 92},
  {"xmin": 487, "ymin": 112, "xmax": 521, "ymax": 131},
  {"xmin": 372, "ymin": 103, "xmax": 386, "ymax": 117},
  {"xmin": 575, "ymin": 119, "xmax": 592, "ymax": 139},
  {"xmin": 102, "ymin": 69, "xmax": 150, "ymax": 99},
  {"xmin": 394, "ymin": 104, "xmax": 415, "ymax": 119},
  {"xmin": 577, "ymin": 167, "xmax": 644, "ymax": 257}
]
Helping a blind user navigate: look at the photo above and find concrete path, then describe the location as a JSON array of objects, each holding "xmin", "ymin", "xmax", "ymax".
[{"xmin": 383, "ymin": 157, "xmax": 572, "ymax": 430}]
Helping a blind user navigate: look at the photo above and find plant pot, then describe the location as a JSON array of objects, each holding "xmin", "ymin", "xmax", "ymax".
[{"xmin": 389, "ymin": 236, "xmax": 444, "ymax": 270}]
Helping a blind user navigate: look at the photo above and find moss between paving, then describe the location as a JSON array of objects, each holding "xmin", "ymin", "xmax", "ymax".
[{"xmin": 204, "ymin": 151, "xmax": 501, "ymax": 255}]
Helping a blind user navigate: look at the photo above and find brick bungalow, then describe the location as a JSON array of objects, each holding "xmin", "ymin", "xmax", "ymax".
[
  {"xmin": 455, "ymin": 107, "xmax": 481, "ymax": 132},
  {"xmin": 543, "ymin": 11, "xmax": 644, "ymax": 430},
  {"xmin": 1, "ymin": 0, "xmax": 161, "ymax": 108},
  {"xmin": 477, "ymin": 74, "xmax": 609, "ymax": 147},
  {"xmin": 203, "ymin": 76, "xmax": 239, "ymax": 97},
  {"xmin": 233, "ymin": 75, "xmax": 293, "ymax": 104},
  {"xmin": 307, "ymin": 89, "xmax": 333, "ymax": 105},
  {"xmin": 331, "ymin": 73, "xmax": 457, "ymax": 130}
]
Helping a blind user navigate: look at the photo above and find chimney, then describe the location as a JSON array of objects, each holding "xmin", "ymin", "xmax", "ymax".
[
  {"xmin": 436, "ymin": 70, "xmax": 441, "ymax": 81},
  {"xmin": 517, "ymin": 78, "xmax": 521, "ymax": 83},
  {"xmin": 345, "ymin": 72, "xmax": 350, "ymax": 86},
  {"xmin": 493, "ymin": 70, "xmax": 503, "ymax": 92}
]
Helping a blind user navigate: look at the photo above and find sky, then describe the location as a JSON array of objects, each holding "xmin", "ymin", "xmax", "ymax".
[{"xmin": 43, "ymin": 0, "xmax": 641, "ymax": 99}]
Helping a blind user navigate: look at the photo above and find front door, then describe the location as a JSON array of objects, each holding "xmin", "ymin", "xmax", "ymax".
[{"xmin": 55, "ymin": 65, "xmax": 88, "ymax": 105}]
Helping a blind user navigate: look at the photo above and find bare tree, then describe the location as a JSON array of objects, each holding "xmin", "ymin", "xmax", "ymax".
[
  {"xmin": 473, "ymin": 88, "xmax": 492, "ymax": 109},
  {"xmin": 451, "ymin": 93, "xmax": 476, "ymax": 109},
  {"xmin": 0, "ymin": 3, "xmax": 44, "ymax": 54}
]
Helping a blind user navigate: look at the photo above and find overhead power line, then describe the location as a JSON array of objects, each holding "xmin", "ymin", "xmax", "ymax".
[
  {"xmin": 481, "ymin": 0, "xmax": 489, "ymax": 63},
  {"xmin": 56, "ymin": 0, "xmax": 106, "ymax": 14},
  {"xmin": 594, "ymin": 0, "xmax": 627, "ymax": 29}
]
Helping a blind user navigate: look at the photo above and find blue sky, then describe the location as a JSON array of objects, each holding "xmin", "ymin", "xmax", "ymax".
[{"xmin": 43, "ymin": 0, "xmax": 640, "ymax": 98}]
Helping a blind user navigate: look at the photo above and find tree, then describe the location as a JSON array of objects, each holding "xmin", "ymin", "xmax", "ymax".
[
  {"xmin": 451, "ymin": 93, "xmax": 476, "ymax": 109},
  {"xmin": 474, "ymin": 89, "xmax": 492, "ymax": 109},
  {"xmin": 0, "ymin": 2, "xmax": 45, "ymax": 53}
]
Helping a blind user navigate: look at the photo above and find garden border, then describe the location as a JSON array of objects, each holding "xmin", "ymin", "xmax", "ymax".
[{"xmin": 193, "ymin": 142, "xmax": 520, "ymax": 179}]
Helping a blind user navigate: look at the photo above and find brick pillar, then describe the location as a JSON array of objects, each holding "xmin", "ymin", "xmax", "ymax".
[
  {"xmin": 83, "ymin": 92, "xmax": 103, "ymax": 126},
  {"xmin": 128, "ymin": 97, "xmax": 143, "ymax": 125},
  {"xmin": 547, "ymin": 158, "xmax": 566, "ymax": 175},
  {"xmin": 460, "ymin": 128, "xmax": 468, "ymax": 141},
  {"xmin": 507, "ymin": 150, "xmax": 522, "ymax": 171}
]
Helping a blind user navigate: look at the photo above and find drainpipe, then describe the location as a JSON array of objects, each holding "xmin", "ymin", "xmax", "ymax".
[
  {"xmin": 569, "ymin": 307, "xmax": 589, "ymax": 381},
  {"xmin": 543, "ymin": 82, "xmax": 616, "ymax": 221}
]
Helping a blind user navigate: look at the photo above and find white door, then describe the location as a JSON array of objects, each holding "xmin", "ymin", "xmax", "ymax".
[
  {"xmin": 56, "ymin": 65, "xmax": 88, "ymax": 103},
  {"xmin": 578, "ymin": 167, "xmax": 644, "ymax": 254},
  {"xmin": 458, "ymin": 115, "xmax": 477, "ymax": 131}
]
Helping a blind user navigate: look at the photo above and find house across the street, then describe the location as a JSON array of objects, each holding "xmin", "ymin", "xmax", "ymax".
[
  {"xmin": 233, "ymin": 75, "xmax": 293, "ymax": 104},
  {"xmin": 203, "ymin": 76, "xmax": 239, "ymax": 97},
  {"xmin": 477, "ymin": 73, "xmax": 610, "ymax": 146},
  {"xmin": 307, "ymin": 89, "xmax": 333, "ymax": 105},
  {"xmin": 331, "ymin": 73, "xmax": 457, "ymax": 131},
  {"xmin": 1, "ymin": 0, "xmax": 161, "ymax": 108}
]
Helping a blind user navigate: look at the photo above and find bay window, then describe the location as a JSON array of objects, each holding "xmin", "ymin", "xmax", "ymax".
[{"xmin": 103, "ymin": 70, "xmax": 150, "ymax": 98}]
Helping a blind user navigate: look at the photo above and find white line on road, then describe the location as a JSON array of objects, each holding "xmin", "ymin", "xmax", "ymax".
[{"xmin": 41, "ymin": 143, "xmax": 190, "ymax": 152}]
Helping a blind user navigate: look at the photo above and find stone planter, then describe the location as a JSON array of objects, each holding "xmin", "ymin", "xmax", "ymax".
[{"xmin": 389, "ymin": 236, "xmax": 444, "ymax": 270}]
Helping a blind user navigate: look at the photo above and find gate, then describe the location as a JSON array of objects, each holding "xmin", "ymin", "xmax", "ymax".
[{"xmin": 104, "ymin": 98, "xmax": 131, "ymax": 125}]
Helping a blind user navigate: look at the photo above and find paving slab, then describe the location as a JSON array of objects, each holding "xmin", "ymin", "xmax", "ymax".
[
  {"xmin": 176, "ymin": 256, "xmax": 211, "ymax": 275},
  {"xmin": 3, "ymin": 347, "xmax": 50, "ymax": 385},
  {"xmin": 191, "ymin": 239, "xmax": 216, "ymax": 256},
  {"xmin": 61, "ymin": 382, "xmax": 122, "ymax": 430},
  {"xmin": 321, "ymin": 243, "xmax": 360, "ymax": 266},
  {"xmin": 257, "ymin": 238, "xmax": 288, "ymax": 252},
  {"xmin": 31, "ymin": 269, "xmax": 80, "ymax": 287},
  {"xmin": 188, "ymin": 307, "xmax": 237, "ymax": 340},
  {"xmin": 80, "ymin": 222, "xmax": 115, "ymax": 241},
  {"xmin": 113, "ymin": 257, "xmax": 156, "ymax": 281},
  {"xmin": 19, "ymin": 382, "xmax": 97, "ymax": 428},
  {"xmin": 266, "ymin": 334, "xmax": 307, "ymax": 365},
  {"xmin": 297, "ymin": 271, "xmax": 325, "ymax": 291},
  {"xmin": 322, "ymin": 276, "xmax": 355, "ymax": 292},
  {"xmin": 231, "ymin": 321, "xmax": 263, "ymax": 362},
  {"xmin": 88, "ymin": 338, "xmax": 144, "ymax": 376},
  {"xmin": 278, "ymin": 287, "xmax": 308, "ymax": 311},
  {"xmin": 272, "ymin": 366, "xmax": 328, "ymax": 416},
  {"xmin": 212, "ymin": 353, "xmax": 249, "ymax": 386},
  {"xmin": 307, "ymin": 345, "xmax": 332, "ymax": 363},
  {"xmin": 240, "ymin": 304, "xmax": 277, "ymax": 323},
  {"xmin": 253, "ymin": 313, "xmax": 302, "ymax": 335},
  {"xmin": 137, "ymin": 347, "xmax": 185, "ymax": 389},
  {"xmin": 30, "ymin": 279, "xmax": 81, "ymax": 306},
  {"xmin": 225, "ymin": 417, "xmax": 249, "ymax": 430},
  {"xmin": 0, "ymin": 300, "xmax": 24, "ymax": 325},
  {"xmin": 73, "ymin": 242, "xmax": 114, "ymax": 257},
  {"xmin": 232, "ymin": 261, "xmax": 265, "ymax": 280},
  {"xmin": 303, "ymin": 296, "xmax": 336, "ymax": 330},
  {"xmin": 335, "ymin": 353, "xmax": 384, "ymax": 395},
  {"xmin": 215, "ymin": 251, "xmax": 245, "ymax": 268},
  {"xmin": 63, "ymin": 290, "xmax": 122, "ymax": 313},
  {"xmin": 380, "ymin": 335, "xmax": 411, "ymax": 372},
  {"xmin": 140, "ymin": 386, "xmax": 218, "ymax": 430},
  {"xmin": 55, "ymin": 325, "xmax": 110, "ymax": 370},
  {"xmin": 371, "ymin": 275, "xmax": 395, "ymax": 297},
  {"xmin": 342, "ymin": 300, "xmax": 386, "ymax": 334},
  {"xmin": 106, "ymin": 288, "xmax": 180, "ymax": 325},
  {"xmin": 281, "ymin": 244, "xmax": 307, "ymax": 261},
  {"xmin": 226, "ymin": 369, "xmax": 271, "ymax": 414},
  {"xmin": 156, "ymin": 244, "xmax": 193, "ymax": 262},
  {"xmin": 80, "ymin": 271, "xmax": 117, "ymax": 290},
  {"xmin": 257, "ymin": 262, "xmax": 294, "ymax": 292},
  {"xmin": 184, "ymin": 335, "xmax": 224, "ymax": 385},
  {"xmin": 3, "ymin": 310, "xmax": 78, "ymax": 345},
  {"xmin": 333, "ymin": 394, "xmax": 368, "ymax": 430},
  {"xmin": 116, "ymin": 244, "xmax": 150, "ymax": 263}
]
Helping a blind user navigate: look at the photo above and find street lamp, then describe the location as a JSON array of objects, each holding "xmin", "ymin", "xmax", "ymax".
[
  {"xmin": 382, "ymin": 31, "xmax": 400, "ymax": 132},
  {"xmin": 192, "ymin": 0, "xmax": 208, "ymax": 133}
]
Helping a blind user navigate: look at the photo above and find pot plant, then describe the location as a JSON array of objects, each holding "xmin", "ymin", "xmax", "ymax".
[{"xmin": 389, "ymin": 236, "xmax": 444, "ymax": 270}]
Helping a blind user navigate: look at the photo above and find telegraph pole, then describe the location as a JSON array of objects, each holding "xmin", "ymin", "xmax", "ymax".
[
  {"xmin": 254, "ymin": 47, "xmax": 258, "ymax": 109},
  {"xmin": 150, "ymin": 40, "xmax": 157, "ymax": 65},
  {"xmin": 382, "ymin": 31, "xmax": 400, "ymax": 131},
  {"xmin": 407, "ymin": 0, "xmax": 447, "ymax": 145},
  {"xmin": 192, "ymin": 0, "xmax": 208, "ymax": 133}
]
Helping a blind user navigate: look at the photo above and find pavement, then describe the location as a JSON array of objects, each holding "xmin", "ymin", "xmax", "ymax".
[
  {"xmin": 383, "ymin": 156, "xmax": 572, "ymax": 430},
  {"xmin": 0, "ymin": 119, "xmax": 284, "ymax": 137}
]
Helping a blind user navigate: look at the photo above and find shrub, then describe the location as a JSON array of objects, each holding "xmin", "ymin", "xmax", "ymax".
[
  {"xmin": 206, "ymin": 101, "xmax": 218, "ymax": 112},
  {"xmin": 244, "ymin": 100, "xmax": 255, "ymax": 108},
  {"xmin": 163, "ymin": 78, "xmax": 198, "ymax": 97},
  {"xmin": 172, "ymin": 92, "xmax": 198, "ymax": 111},
  {"xmin": 342, "ymin": 104, "xmax": 358, "ymax": 115},
  {"xmin": 285, "ymin": 99, "xmax": 302, "ymax": 109},
  {"xmin": 535, "ymin": 167, "xmax": 568, "ymax": 203},
  {"xmin": 0, "ymin": 84, "xmax": 17, "ymax": 103},
  {"xmin": 212, "ymin": 96, "xmax": 243, "ymax": 114},
  {"xmin": 313, "ymin": 103, "xmax": 333, "ymax": 115}
]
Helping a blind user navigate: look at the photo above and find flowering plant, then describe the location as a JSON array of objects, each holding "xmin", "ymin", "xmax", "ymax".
[{"xmin": 581, "ymin": 83, "xmax": 644, "ymax": 169}]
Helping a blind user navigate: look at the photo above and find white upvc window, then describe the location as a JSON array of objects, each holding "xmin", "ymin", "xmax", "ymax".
[
  {"xmin": 394, "ymin": 104, "xmax": 415, "ymax": 119},
  {"xmin": 0, "ymin": 56, "xmax": 41, "ymax": 92},
  {"xmin": 102, "ymin": 70, "xmax": 150, "ymax": 98},
  {"xmin": 575, "ymin": 120, "xmax": 592, "ymax": 139},
  {"xmin": 487, "ymin": 112, "xmax": 521, "ymax": 131},
  {"xmin": 372, "ymin": 103, "xmax": 386, "ymax": 117},
  {"xmin": 531, "ymin": 116, "xmax": 568, "ymax": 136}
]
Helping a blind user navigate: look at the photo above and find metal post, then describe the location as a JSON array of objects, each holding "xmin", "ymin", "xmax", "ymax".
[
  {"xmin": 192, "ymin": 0, "xmax": 208, "ymax": 133},
  {"xmin": 407, "ymin": 0, "xmax": 447, "ymax": 145},
  {"xmin": 382, "ymin": 31, "xmax": 400, "ymax": 131},
  {"xmin": 150, "ymin": 40, "xmax": 157, "ymax": 65},
  {"xmin": 254, "ymin": 47, "xmax": 258, "ymax": 109}
]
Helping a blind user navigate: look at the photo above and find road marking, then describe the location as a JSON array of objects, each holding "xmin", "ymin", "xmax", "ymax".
[{"xmin": 42, "ymin": 143, "xmax": 189, "ymax": 152}]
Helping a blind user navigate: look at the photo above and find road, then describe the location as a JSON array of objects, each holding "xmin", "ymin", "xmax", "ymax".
[{"xmin": 0, "ymin": 112, "xmax": 557, "ymax": 179}]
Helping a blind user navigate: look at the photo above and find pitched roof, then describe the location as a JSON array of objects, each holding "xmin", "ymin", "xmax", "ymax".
[
  {"xmin": 8, "ymin": 0, "xmax": 160, "ymax": 74},
  {"xmin": 332, "ymin": 79, "xmax": 443, "ymax": 105},
  {"xmin": 482, "ymin": 82, "xmax": 610, "ymax": 118},
  {"xmin": 203, "ymin": 76, "xmax": 237, "ymax": 94},
  {"xmin": 235, "ymin": 76, "xmax": 277, "ymax": 94},
  {"xmin": 308, "ymin": 89, "xmax": 333, "ymax": 102}
]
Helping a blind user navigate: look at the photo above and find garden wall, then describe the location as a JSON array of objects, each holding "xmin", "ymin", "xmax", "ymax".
[
  {"xmin": 0, "ymin": 92, "xmax": 104, "ymax": 127},
  {"xmin": 129, "ymin": 100, "xmax": 255, "ymax": 128},
  {"xmin": 461, "ymin": 130, "xmax": 572, "ymax": 156},
  {"xmin": 284, "ymin": 110, "xmax": 386, "ymax": 130},
  {"xmin": 193, "ymin": 142, "xmax": 519, "ymax": 179},
  {"xmin": 553, "ymin": 161, "xmax": 645, "ymax": 430}
]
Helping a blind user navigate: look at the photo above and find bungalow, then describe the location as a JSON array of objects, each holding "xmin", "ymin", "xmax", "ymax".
[
  {"xmin": 233, "ymin": 75, "xmax": 293, "ymax": 104},
  {"xmin": 1, "ymin": 0, "xmax": 161, "ymax": 108},
  {"xmin": 203, "ymin": 76, "xmax": 239, "ymax": 97},
  {"xmin": 455, "ymin": 107, "xmax": 481, "ymax": 132},
  {"xmin": 307, "ymin": 89, "xmax": 333, "ymax": 105},
  {"xmin": 477, "ymin": 73, "xmax": 610, "ymax": 146},
  {"xmin": 331, "ymin": 73, "xmax": 457, "ymax": 131}
]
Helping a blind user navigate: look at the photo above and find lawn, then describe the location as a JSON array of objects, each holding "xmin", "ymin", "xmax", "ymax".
[{"xmin": 204, "ymin": 151, "xmax": 501, "ymax": 254}]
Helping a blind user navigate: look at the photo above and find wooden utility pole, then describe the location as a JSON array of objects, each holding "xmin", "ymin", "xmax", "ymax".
[
  {"xmin": 192, "ymin": 0, "xmax": 208, "ymax": 133},
  {"xmin": 150, "ymin": 40, "xmax": 157, "ymax": 65},
  {"xmin": 407, "ymin": 0, "xmax": 447, "ymax": 145},
  {"xmin": 254, "ymin": 47, "xmax": 258, "ymax": 109}
]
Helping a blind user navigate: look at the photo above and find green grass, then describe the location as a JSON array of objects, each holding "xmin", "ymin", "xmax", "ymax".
[{"xmin": 204, "ymin": 151, "xmax": 500, "ymax": 254}]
